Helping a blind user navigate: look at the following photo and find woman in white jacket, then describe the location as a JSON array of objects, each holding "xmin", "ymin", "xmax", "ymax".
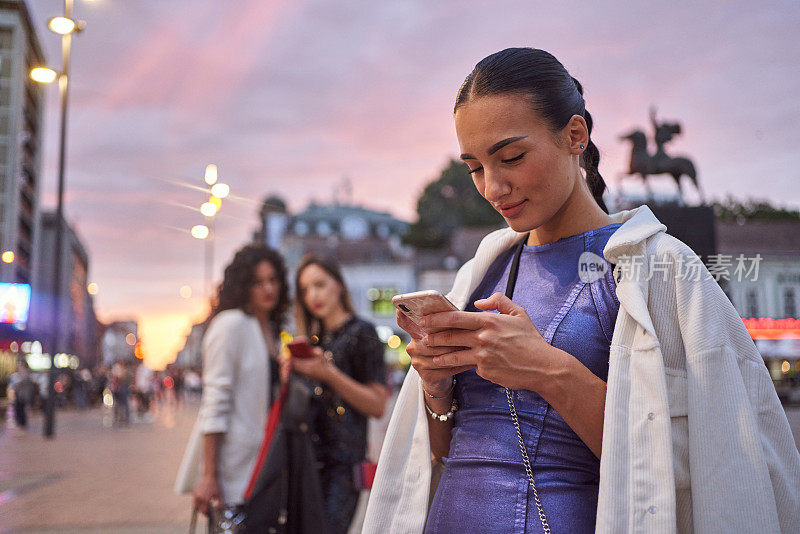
[
  {"xmin": 363, "ymin": 48, "xmax": 800, "ymax": 533},
  {"xmin": 191, "ymin": 244, "xmax": 290, "ymax": 516}
]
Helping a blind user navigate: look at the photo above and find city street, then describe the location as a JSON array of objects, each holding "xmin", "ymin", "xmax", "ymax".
[
  {"xmin": 0, "ymin": 402, "xmax": 197, "ymax": 533},
  {"xmin": 1, "ymin": 403, "xmax": 799, "ymax": 533}
]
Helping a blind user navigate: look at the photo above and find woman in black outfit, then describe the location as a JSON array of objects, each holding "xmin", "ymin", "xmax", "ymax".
[{"xmin": 289, "ymin": 253, "xmax": 388, "ymax": 534}]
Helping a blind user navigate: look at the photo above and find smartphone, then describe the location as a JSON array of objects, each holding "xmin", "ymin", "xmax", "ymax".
[
  {"xmin": 287, "ymin": 338, "xmax": 315, "ymax": 359},
  {"xmin": 392, "ymin": 290, "xmax": 459, "ymax": 325}
]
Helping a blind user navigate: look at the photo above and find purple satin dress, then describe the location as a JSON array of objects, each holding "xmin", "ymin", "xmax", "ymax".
[{"xmin": 425, "ymin": 223, "xmax": 622, "ymax": 533}]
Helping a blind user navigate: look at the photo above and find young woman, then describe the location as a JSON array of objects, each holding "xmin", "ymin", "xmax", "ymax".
[
  {"xmin": 364, "ymin": 48, "xmax": 800, "ymax": 533},
  {"xmin": 290, "ymin": 253, "xmax": 388, "ymax": 534},
  {"xmin": 189, "ymin": 244, "xmax": 289, "ymax": 515}
]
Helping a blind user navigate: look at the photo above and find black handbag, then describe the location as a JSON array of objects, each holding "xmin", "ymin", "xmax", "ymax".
[{"xmin": 241, "ymin": 377, "xmax": 326, "ymax": 533}]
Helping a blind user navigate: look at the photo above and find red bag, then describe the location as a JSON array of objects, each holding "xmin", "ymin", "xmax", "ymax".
[{"xmin": 243, "ymin": 382, "xmax": 288, "ymax": 500}]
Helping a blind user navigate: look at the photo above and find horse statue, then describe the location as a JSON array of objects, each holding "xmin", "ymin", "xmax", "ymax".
[{"xmin": 619, "ymin": 107, "xmax": 704, "ymax": 202}]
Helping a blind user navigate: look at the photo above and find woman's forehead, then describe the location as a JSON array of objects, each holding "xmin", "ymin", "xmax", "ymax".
[{"xmin": 456, "ymin": 95, "xmax": 547, "ymax": 138}]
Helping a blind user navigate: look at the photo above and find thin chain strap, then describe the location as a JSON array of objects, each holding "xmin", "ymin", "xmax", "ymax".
[{"xmin": 505, "ymin": 387, "xmax": 551, "ymax": 534}]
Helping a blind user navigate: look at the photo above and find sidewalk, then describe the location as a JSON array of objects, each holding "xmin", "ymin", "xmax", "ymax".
[{"xmin": 0, "ymin": 402, "xmax": 197, "ymax": 533}]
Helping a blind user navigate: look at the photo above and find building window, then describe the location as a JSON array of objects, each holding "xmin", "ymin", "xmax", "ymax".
[
  {"xmin": 746, "ymin": 289, "xmax": 759, "ymax": 318},
  {"xmin": 293, "ymin": 220, "xmax": 309, "ymax": 236},
  {"xmin": 316, "ymin": 221, "xmax": 332, "ymax": 236},
  {"xmin": 784, "ymin": 288, "xmax": 797, "ymax": 318}
]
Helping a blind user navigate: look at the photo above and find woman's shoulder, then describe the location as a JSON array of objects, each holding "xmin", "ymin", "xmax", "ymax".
[{"xmin": 206, "ymin": 308, "xmax": 254, "ymax": 336}]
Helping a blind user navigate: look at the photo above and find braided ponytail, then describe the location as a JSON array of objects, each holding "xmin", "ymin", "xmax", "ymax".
[{"xmin": 571, "ymin": 77, "xmax": 608, "ymax": 213}]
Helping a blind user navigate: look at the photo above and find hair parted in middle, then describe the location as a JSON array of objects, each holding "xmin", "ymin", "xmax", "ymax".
[
  {"xmin": 455, "ymin": 47, "xmax": 608, "ymax": 213},
  {"xmin": 294, "ymin": 253, "xmax": 356, "ymax": 338}
]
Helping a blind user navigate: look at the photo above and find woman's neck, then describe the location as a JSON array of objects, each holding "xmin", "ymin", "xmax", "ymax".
[
  {"xmin": 322, "ymin": 307, "xmax": 352, "ymax": 333},
  {"xmin": 527, "ymin": 174, "xmax": 613, "ymax": 246}
]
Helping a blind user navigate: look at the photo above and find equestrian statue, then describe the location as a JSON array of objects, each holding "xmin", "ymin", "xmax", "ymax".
[{"xmin": 620, "ymin": 107, "xmax": 704, "ymax": 202}]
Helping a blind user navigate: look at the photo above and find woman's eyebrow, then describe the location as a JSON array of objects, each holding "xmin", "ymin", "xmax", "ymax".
[{"xmin": 460, "ymin": 136, "xmax": 528, "ymax": 160}]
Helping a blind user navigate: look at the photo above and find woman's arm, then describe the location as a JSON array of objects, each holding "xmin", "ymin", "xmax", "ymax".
[
  {"xmin": 291, "ymin": 350, "xmax": 388, "ymax": 418},
  {"xmin": 325, "ymin": 368, "xmax": 387, "ymax": 418},
  {"xmin": 397, "ymin": 311, "xmax": 472, "ymax": 461},
  {"xmin": 420, "ymin": 292, "xmax": 606, "ymax": 458},
  {"xmin": 193, "ymin": 433, "xmax": 223, "ymax": 514}
]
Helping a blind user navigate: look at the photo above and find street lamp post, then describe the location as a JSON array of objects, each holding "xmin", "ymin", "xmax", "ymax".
[
  {"xmin": 194, "ymin": 165, "xmax": 228, "ymax": 300},
  {"xmin": 31, "ymin": 0, "xmax": 85, "ymax": 439}
]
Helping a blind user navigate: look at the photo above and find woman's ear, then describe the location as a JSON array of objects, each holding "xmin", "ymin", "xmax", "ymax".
[{"xmin": 567, "ymin": 115, "xmax": 589, "ymax": 154}]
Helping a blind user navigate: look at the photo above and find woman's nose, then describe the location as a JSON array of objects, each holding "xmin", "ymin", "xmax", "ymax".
[{"xmin": 482, "ymin": 170, "xmax": 512, "ymax": 202}]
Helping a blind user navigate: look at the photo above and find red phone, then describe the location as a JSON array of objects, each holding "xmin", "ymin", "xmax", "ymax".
[{"xmin": 287, "ymin": 338, "xmax": 315, "ymax": 359}]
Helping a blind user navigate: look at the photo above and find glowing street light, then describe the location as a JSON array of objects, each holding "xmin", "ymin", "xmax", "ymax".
[
  {"xmin": 200, "ymin": 201, "xmax": 218, "ymax": 217},
  {"xmin": 1, "ymin": 250, "xmax": 13, "ymax": 263},
  {"xmin": 48, "ymin": 16, "xmax": 77, "ymax": 35},
  {"xmin": 210, "ymin": 183, "xmax": 229, "ymax": 199},
  {"xmin": 204, "ymin": 164, "xmax": 218, "ymax": 185},
  {"xmin": 191, "ymin": 225, "xmax": 209, "ymax": 240},
  {"xmin": 30, "ymin": 67, "xmax": 57, "ymax": 84}
]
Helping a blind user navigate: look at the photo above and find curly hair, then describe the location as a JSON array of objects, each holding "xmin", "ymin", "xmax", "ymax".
[{"xmin": 208, "ymin": 243, "xmax": 290, "ymax": 330}]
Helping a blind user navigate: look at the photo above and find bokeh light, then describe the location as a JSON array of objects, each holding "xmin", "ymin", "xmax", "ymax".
[
  {"xmin": 387, "ymin": 335, "xmax": 402, "ymax": 349},
  {"xmin": 191, "ymin": 225, "xmax": 209, "ymax": 239},
  {"xmin": 210, "ymin": 183, "xmax": 229, "ymax": 199},
  {"xmin": 48, "ymin": 16, "xmax": 76, "ymax": 35},
  {"xmin": 30, "ymin": 66, "xmax": 57, "ymax": 83},
  {"xmin": 204, "ymin": 163, "xmax": 218, "ymax": 185},
  {"xmin": 179, "ymin": 285, "xmax": 192, "ymax": 299},
  {"xmin": 200, "ymin": 202, "xmax": 218, "ymax": 217}
]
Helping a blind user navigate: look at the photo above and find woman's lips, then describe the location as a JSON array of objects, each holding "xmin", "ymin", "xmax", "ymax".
[{"xmin": 497, "ymin": 199, "xmax": 527, "ymax": 218}]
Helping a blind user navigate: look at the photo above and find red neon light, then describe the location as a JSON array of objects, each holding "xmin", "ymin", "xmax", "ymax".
[{"xmin": 743, "ymin": 317, "xmax": 800, "ymax": 340}]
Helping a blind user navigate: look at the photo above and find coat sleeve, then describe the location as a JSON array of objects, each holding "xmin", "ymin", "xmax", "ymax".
[
  {"xmin": 198, "ymin": 312, "xmax": 243, "ymax": 434},
  {"xmin": 667, "ymin": 239, "xmax": 800, "ymax": 533}
]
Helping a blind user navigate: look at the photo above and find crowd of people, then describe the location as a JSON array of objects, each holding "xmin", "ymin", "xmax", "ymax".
[{"xmin": 5, "ymin": 359, "xmax": 199, "ymax": 429}]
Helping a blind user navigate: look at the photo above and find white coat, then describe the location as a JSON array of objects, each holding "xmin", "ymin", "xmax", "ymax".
[
  {"xmin": 174, "ymin": 308, "xmax": 271, "ymax": 505},
  {"xmin": 363, "ymin": 205, "xmax": 800, "ymax": 533}
]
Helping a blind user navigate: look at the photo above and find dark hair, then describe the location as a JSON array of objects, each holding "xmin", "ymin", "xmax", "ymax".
[
  {"xmin": 294, "ymin": 253, "xmax": 355, "ymax": 338},
  {"xmin": 455, "ymin": 47, "xmax": 608, "ymax": 213},
  {"xmin": 209, "ymin": 243, "xmax": 290, "ymax": 330}
]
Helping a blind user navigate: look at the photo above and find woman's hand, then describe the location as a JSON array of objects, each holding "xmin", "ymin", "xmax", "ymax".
[
  {"xmin": 278, "ymin": 356, "xmax": 291, "ymax": 384},
  {"xmin": 419, "ymin": 292, "xmax": 562, "ymax": 392},
  {"xmin": 396, "ymin": 310, "xmax": 474, "ymax": 395},
  {"xmin": 290, "ymin": 347, "xmax": 335, "ymax": 383},
  {"xmin": 193, "ymin": 474, "xmax": 222, "ymax": 516}
]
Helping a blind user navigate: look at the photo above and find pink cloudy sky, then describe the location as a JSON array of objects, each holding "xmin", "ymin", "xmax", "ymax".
[{"xmin": 29, "ymin": 0, "xmax": 800, "ymax": 367}]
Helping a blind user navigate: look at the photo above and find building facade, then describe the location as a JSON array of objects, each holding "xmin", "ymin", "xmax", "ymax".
[
  {"xmin": 30, "ymin": 212, "xmax": 100, "ymax": 368},
  {"xmin": 0, "ymin": 0, "xmax": 45, "ymax": 287}
]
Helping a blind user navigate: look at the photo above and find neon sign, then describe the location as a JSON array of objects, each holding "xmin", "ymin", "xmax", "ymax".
[{"xmin": 743, "ymin": 317, "xmax": 800, "ymax": 340}]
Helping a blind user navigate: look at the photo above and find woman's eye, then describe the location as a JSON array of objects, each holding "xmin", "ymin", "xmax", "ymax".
[
  {"xmin": 501, "ymin": 153, "xmax": 525, "ymax": 164},
  {"xmin": 468, "ymin": 166, "xmax": 484, "ymax": 175}
]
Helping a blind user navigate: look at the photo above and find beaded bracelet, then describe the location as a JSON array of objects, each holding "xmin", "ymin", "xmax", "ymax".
[
  {"xmin": 422, "ymin": 377, "xmax": 456, "ymax": 399},
  {"xmin": 425, "ymin": 396, "xmax": 458, "ymax": 422}
]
